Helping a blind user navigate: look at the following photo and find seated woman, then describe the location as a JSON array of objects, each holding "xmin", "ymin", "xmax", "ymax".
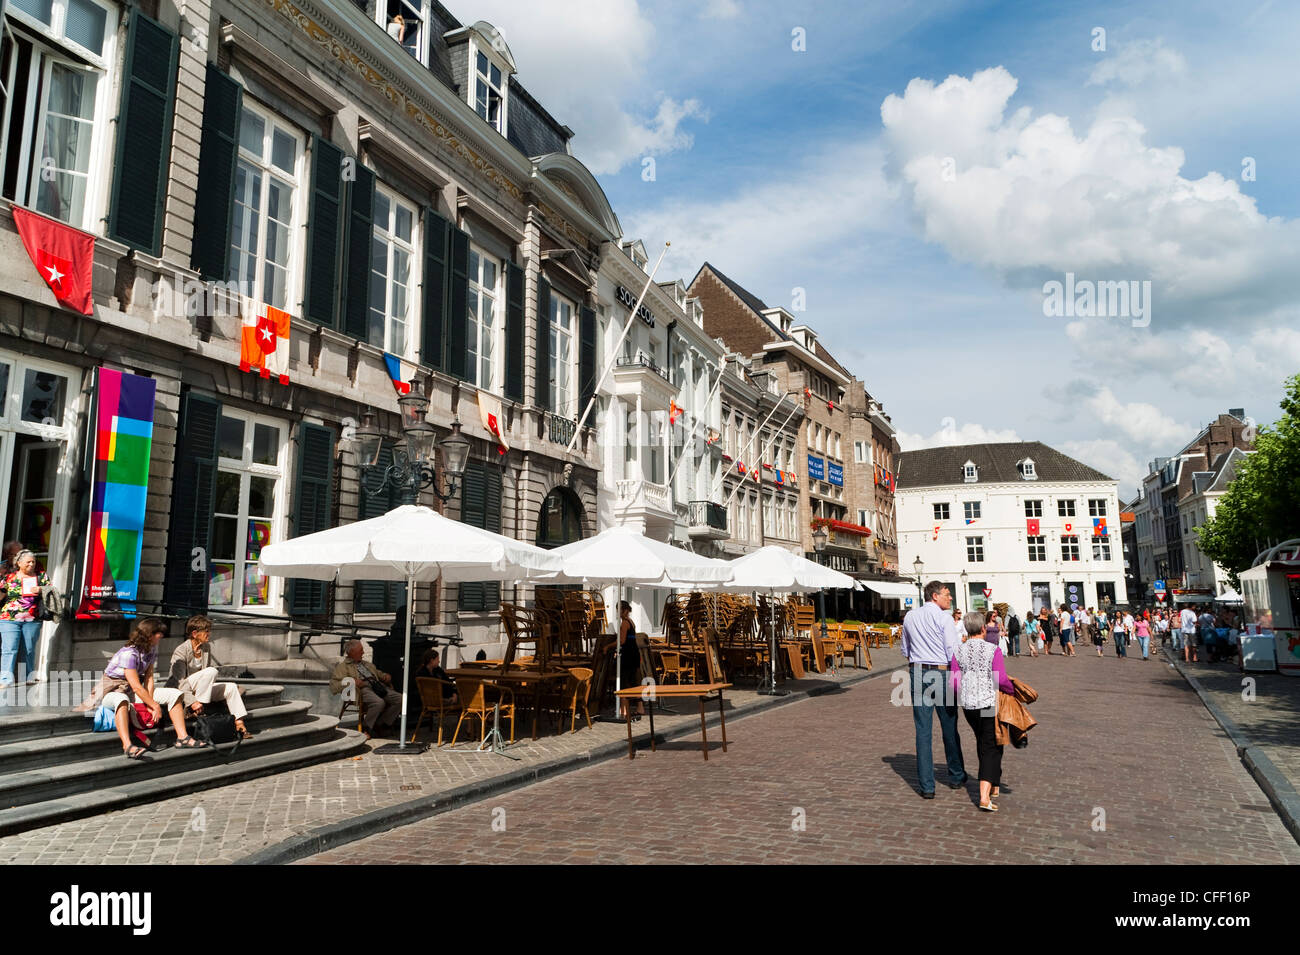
[
  {"xmin": 99, "ymin": 617, "xmax": 202, "ymax": 759},
  {"xmin": 411, "ymin": 647, "xmax": 458, "ymax": 706}
]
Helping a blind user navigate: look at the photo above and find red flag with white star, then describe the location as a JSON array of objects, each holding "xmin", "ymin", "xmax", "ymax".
[{"xmin": 11, "ymin": 206, "xmax": 94, "ymax": 315}]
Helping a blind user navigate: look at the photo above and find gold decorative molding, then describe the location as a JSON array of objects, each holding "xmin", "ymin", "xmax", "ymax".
[
  {"xmin": 535, "ymin": 199, "xmax": 591, "ymax": 254},
  {"xmin": 265, "ymin": 0, "xmax": 523, "ymax": 202}
]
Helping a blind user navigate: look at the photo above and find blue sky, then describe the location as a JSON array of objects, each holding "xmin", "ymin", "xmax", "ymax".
[{"xmin": 471, "ymin": 0, "xmax": 1300, "ymax": 495}]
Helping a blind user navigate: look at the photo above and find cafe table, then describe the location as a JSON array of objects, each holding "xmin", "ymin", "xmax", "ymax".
[
  {"xmin": 614, "ymin": 682, "xmax": 733, "ymax": 761},
  {"xmin": 447, "ymin": 665, "xmax": 573, "ymax": 741}
]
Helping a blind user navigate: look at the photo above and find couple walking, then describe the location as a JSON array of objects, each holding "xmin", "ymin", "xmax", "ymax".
[{"xmin": 901, "ymin": 581, "xmax": 1015, "ymax": 811}]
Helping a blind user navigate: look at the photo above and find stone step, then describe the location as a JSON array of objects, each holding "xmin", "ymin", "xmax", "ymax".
[
  {"xmin": 0, "ymin": 684, "xmax": 285, "ymax": 745},
  {"xmin": 0, "ymin": 713, "xmax": 346, "ymax": 814},
  {"xmin": 0, "ymin": 721, "xmax": 366, "ymax": 837},
  {"xmin": 0, "ymin": 699, "xmax": 313, "ymax": 775}
]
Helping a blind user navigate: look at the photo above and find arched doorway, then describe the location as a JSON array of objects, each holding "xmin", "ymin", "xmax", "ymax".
[{"xmin": 536, "ymin": 487, "xmax": 585, "ymax": 549}]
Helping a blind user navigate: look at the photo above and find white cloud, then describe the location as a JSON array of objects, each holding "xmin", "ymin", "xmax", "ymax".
[
  {"xmin": 896, "ymin": 420, "xmax": 1023, "ymax": 452},
  {"xmin": 1059, "ymin": 439, "xmax": 1147, "ymax": 497},
  {"xmin": 624, "ymin": 139, "xmax": 895, "ymax": 280},
  {"xmin": 878, "ymin": 66, "xmax": 1300, "ymax": 333},
  {"xmin": 1087, "ymin": 37, "xmax": 1188, "ymax": 87},
  {"xmin": 1050, "ymin": 382, "xmax": 1191, "ymax": 448},
  {"xmin": 467, "ymin": 0, "xmax": 707, "ymax": 174},
  {"xmin": 702, "ymin": 0, "xmax": 742, "ymax": 20}
]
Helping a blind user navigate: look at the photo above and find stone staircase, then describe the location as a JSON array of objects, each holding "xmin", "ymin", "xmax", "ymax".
[{"xmin": 0, "ymin": 684, "xmax": 366, "ymax": 836}]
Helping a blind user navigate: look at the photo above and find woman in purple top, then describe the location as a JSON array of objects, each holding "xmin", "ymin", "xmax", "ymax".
[
  {"xmin": 983, "ymin": 610, "xmax": 1001, "ymax": 646},
  {"xmin": 951, "ymin": 611, "xmax": 1016, "ymax": 811}
]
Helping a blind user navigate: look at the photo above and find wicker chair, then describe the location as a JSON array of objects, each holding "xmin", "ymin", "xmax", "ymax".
[
  {"xmin": 451, "ymin": 677, "xmax": 516, "ymax": 747},
  {"xmin": 410, "ymin": 676, "xmax": 460, "ymax": 746}
]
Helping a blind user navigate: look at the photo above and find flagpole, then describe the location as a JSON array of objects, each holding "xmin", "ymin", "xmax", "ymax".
[
  {"xmin": 565, "ymin": 242, "xmax": 671, "ymax": 456},
  {"xmin": 664, "ymin": 353, "xmax": 735, "ymax": 493},
  {"xmin": 710, "ymin": 393, "xmax": 794, "ymax": 498},
  {"xmin": 721, "ymin": 394, "xmax": 804, "ymax": 510}
]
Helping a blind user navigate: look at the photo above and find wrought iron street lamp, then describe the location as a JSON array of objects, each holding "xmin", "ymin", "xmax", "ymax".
[
  {"xmin": 353, "ymin": 380, "xmax": 471, "ymax": 505},
  {"xmin": 913, "ymin": 555, "xmax": 925, "ymax": 607},
  {"xmin": 812, "ymin": 525, "xmax": 832, "ymax": 660},
  {"xmin": 960, "ymin": 568, "xmax": 969, "ymax": 613}
]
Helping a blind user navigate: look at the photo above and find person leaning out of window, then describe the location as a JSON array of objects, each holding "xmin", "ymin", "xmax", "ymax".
[
  {"xmin": 950, "ymin": 611, "xmax": 1016, "ymax": 812},
  {"xmin": 0, "ymin": 549, "xmax": 49, "ymax": 686}
]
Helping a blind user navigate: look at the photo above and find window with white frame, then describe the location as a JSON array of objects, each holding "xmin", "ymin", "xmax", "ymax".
[
  {"xmin": 1061, "ymin": 535, "xmax": 1080, "ymax": 562},
  {"xmin": 1088, "ymin": 498, "xmax": 1108, "ymax": 517},
  {"xmin": 963, "ymin": 461, "xmax": 977, "ymax": 482},
  {"xmin": 966, "ymin": 536, "xmax": 984, "ymax": 562},
  {"xmin": 548, "ymin": 290, "xmax": 574, "ymax": 415},
  {"xmin": 854, "ymin": 440, "xmax": 870, "ymax": 465},
  {"xmin": 1027, "ymin": 536, "xmax": 1046, "ymax": 562},
  {"xmin": 1018, "ymin": 458, "xmax": 1036, "ymax": 479},
  {"xmin": 0, "ymin": 352, "xmax": 76, "ymax": 574},
  {"xmin": 473, "ymin": 47, "xmax": 507, "ymax": 134},
  {"xmin": 378, "ymin": 0, "xmax": 429, "ymax": 63},
  {"xmin": 933, "ymin": 502, "xmax": 950, "ymax": 521},
  {"xmin": 229, "ymin": 103, "xmax": 302, "ymax": 311},
  {"xmin": 1, "ymin": 0, "xmax": 115, "ymax": 230},
  {"xmin": 1024, "ymin": 499, "xmax": 1042, "ymax": 517},
  {"xmin": 964, "ymin": 501, "xmax": 981, "ymax": 521},
  {"xmin": 1092, "ymin": 535, "xmax": 1111, "ymax": 561},
  {"xmin": 210, "ymin": 410, "xmax": 285, "ymax": 610},
  {"xmin": 368, "ymin": 185, "xmax": 416, "ymax": 356},
  {"xmin": 857, "ymin": 509, "xmax": 870, "ymax": 528},
  {"xmin": 1058, "ymin": 499, "xmax": 1076, "ymax": 517},
  {"xmin": 466, "ymin": 244, "xmax": 500, "ymax": 391}
]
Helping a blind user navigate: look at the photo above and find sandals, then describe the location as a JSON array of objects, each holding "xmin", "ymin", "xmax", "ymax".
[
  {"xmin": 124, "ymin": 745, "xmax": 147, "ymax": 760},
  {"xmin": 174, "ymin": 736, "xmax": 208, "ymax": 749},
  {"xmin": 979, "ymin": 801, "xmax": 999, "ymax": 812},
  {"xmin": 235, "ymin": 722, "xmax": 254, "ymax": 740}
]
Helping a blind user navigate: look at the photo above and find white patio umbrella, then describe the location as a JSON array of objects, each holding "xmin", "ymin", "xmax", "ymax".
[
  {"xmin": 724, "ymin": 546, "xmax": 857, "ymax": 694},
  {"xmin": 258, "ymin": 504, "xmax": 564, "ymax": 748},
  {"xmin": 547, "ymin": 526, "xmax": 734, "ymax": 704}
]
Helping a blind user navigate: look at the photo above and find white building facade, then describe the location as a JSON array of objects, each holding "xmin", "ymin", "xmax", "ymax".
[
  {"xmin": 1178, "ymin": 448, "xmax": 1250, "ymax": 598},
  {"xmin": 897, "ymin": 442, "xmax": 1129, "ymax": 615}
]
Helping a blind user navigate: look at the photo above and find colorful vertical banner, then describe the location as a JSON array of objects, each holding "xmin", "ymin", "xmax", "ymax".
[{"xmin": 77, "ymin": 368, "xmax": 156, "ymax": 619}]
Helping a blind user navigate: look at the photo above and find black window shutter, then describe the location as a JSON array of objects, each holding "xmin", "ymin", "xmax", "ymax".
[
  {"xmin": 341, "ymin": 163, "xmax": 375, "ymax": 340},
  {"xmin": 578, "ymin": 304, "xmax": 596, "ymax": 417},
  {"xmin": 107, "ymin": 10, "xmax": 178, "ymax": 254},
  {"xmin": 444, "ymin": 225, "xmax": 470, "ymax": 380},
  {"xmin": 534, "ymin": 275, "xmax": 551, "ymax": 411},
  {"xmin": 457, "ymin": 460, "xmax": 486, "ymax": 611},
  {"xmin": 420, "ymin": 208, "xmax": 450, "ymax": 370},
  {"xmin": 190, "ymin": 65, "xmax": 242, "ymax": 280},
  {"xmin": 483, "ymin": 464, "xmax": 501, "ymax": 609},
  {"xmin": 355, "ymin": 442, "xmax": 398, "ymax": 612},
  {"xmin": 504, "ymin": 260, "xmax": 524, "ymax": 401},
  {"xmin": 304, "ymin": 136, "xmax": 345, "ymax": 328},
  {"xmin": 288, "ymin": 422, "xmax": 335, "ymax": 616},
  {"xmin": 164, "ymin": 391, "xmax": 222, "ymax": 611}
]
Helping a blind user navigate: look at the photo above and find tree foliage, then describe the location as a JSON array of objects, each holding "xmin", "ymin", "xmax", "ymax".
[{"xmin": 1197, "ymin": 374, "xmax": 1300, "ymax": 585}]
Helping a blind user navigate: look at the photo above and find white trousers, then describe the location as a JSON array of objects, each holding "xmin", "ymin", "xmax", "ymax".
[{"xmin": 179, "ymin": 666, "xmax": 247, "ymax": 720}]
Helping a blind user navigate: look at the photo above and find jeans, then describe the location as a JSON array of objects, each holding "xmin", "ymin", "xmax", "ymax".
[
  {"xmin": 1137, "ymin": 635, "xmax": 1150, "ymax": 658},
  {"xmin": 910, "ymin": 664, "xmax": 966, "ymax": 794},
  {"xmin": 0, "ymin": 620, "xmax": 41, "ymax": 685},
  {"xmin": 1008, "ymin": 633, "xmax": 1020, "ymax": 655},
  {"xmin": 1061, "ymin": 629, "xmax": 1073, "ymax": 646},
  {"xmin": 1115, "ymin": 632, "xmax": 1127, "ymax": 657}
]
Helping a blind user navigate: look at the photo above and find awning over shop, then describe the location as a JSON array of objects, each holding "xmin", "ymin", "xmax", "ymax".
[
  {"xmin": 1171, "ymin": 591, "xmax": 1214, "ymax": 604},
  {"xmin": 860, "ymin": 580, "xmax": 919, "ymax": 600}
]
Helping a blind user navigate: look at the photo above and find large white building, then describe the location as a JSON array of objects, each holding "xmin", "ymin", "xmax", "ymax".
[
  {"xmin": 897, "ymin": 442, "xmax": 1128, "ymax": 615},
  {"xmin": 1178, "ymin": 448, "xmax": 1251, "ymax": 598}
]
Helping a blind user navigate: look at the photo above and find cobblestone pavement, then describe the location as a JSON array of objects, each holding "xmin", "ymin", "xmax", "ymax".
[
  {"xmin": 0, "ymin": 654, "xmax": 898, "ymax": 864},
  {"xmin": 303, "ymin": 649, "xmax": 1300, "ymax": 865},
  {"xmin": 1172, "ymin": 651, "xmax": 1300, "ymax": 791}
]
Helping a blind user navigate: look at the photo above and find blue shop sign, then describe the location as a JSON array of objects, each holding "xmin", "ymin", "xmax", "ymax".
[
  {"xmin": 828, "ymin": 461, "xmax": 844, "ymax": 487},
  {"xmin": 808, "ymin": 455, "xmax": 825, "ymax": 481}
]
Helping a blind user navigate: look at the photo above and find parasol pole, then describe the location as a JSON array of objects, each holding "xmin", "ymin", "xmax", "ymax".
[{"xmin": 398, "ymin": 569, "xmax": 414, "ymax": 747}]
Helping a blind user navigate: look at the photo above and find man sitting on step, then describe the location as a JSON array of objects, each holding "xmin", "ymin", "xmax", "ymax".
[
  {"xmin": 167, "ymin": 615, "xmax": 253, "ymax": 740},
  {"xmin": 330, "ymin": 639, "xmax": 403, "ymax": 738}
]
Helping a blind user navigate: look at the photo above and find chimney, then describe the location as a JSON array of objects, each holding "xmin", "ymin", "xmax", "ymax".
[{"xmin": 1228, "ymin": 407, "xmax": 1245, "ymax": 420}]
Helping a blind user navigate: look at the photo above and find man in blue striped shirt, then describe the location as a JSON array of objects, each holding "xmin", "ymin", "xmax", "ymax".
[{"xmin": 900, "ymin": 580, "xmax": 967, "ymax": 798}]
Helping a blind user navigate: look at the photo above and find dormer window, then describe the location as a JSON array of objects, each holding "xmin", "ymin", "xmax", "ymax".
[
  {"xmin": 963, "ymin": 461, "xmax": 978, "ymax": 483},
  {"xmin": 379, "ymin": 0, "xmax": 429, "ymax": 63},
  {"xmin": 474, "ymin": 50, "xmax": 504, "ymax": 131},
  {"xmin": 1018, "ymin": 458, "xmax": 1037, "ymax": 479}
]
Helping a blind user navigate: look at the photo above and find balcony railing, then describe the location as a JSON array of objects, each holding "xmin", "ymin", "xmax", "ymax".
[
  {"xmin": 688, "ymin": 501, "xmax": 727, "ymax": 532},
  {"xmin": 615, "ymin": 353, "xmax": 672, "ymax": 384},
  {"xmin": 616, "ymin": 478, "xmax": 671, "ymax": 513},
  {"xmin": 548, "ymin": 413, "xmax": 576, "ymax": 446}
]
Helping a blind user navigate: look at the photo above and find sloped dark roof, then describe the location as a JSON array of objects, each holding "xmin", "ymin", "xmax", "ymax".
[
  {"xmin": 897, "ymin": 441, "xmax": 1114, "ymax": 489},
  {"xmin": 695, "ymin": 262, "xmax": 789, "ymax": 341},
  {"xmin": 813, "ymin": 341, "xmax": 852, "ymax": 379}
]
